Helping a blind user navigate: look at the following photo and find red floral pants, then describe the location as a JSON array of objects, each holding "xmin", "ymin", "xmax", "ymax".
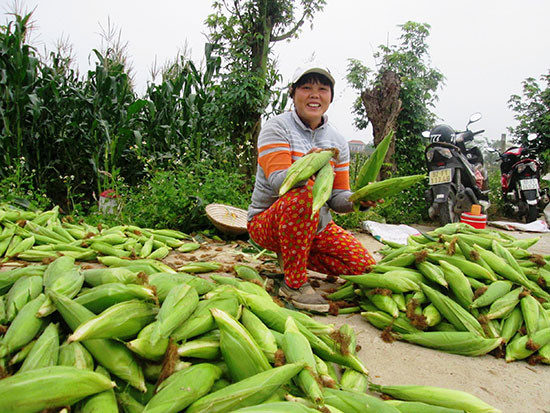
[{"xmin": 247, "ymin": 186, "xmax": 375, "ymax": 288}]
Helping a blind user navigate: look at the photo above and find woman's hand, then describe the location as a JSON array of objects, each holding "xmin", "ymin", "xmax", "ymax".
[{"xmin": 358, "ymin": 199, "xmax": 384, "ymax": 209}]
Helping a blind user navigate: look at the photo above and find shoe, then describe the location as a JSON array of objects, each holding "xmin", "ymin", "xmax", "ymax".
[{"xmin": 279, "ymin": 281, "xmax": 330, "ymax": 313}]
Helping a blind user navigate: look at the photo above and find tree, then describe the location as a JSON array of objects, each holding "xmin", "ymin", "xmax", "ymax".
[
  {"xmin": 347, "ymin": 21, "xmax": 444, "ymax": 176},
  {"xmin": 508, "ymin": 71, "xmax": 550, "ymax": 170},
  {"xmin": 205, "ymin": 0, "xmax": 326, "ymax": 175}
]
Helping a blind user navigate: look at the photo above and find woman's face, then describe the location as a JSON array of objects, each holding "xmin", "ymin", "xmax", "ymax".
[{"xmin": 293, "ymin": 81, "xmax": 332, "ymax": 130}]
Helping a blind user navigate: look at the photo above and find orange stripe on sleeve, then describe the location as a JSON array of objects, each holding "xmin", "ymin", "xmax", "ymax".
[
  {"xmin": 258, "ymin": 142, "xmax": 290, "ymax": 155},
  {"xmin": 333, "ymin": 169, "xmax": 350, "ymax": 190},
  {"xmin": 259, "ymin": 150, "xmax": 291, "ymax": 178}
]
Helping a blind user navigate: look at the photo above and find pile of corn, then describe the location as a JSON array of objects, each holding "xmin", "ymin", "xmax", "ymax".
[
  {"xmin": 329, "ymin": 222, "xmax": 550, "ymax": 364},
  {"xmin": 0, "ymin": 205, "xmax": 502, "ymax": 412}
]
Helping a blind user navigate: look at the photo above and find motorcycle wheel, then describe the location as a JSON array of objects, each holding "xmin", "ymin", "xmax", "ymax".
[
  {"xmin": 439, "ymin": 192, "xmax": 458, "ymax": 226},
  {"xmin": 526, "ymin": 204, "xmax": 538, "ymax": 223}
]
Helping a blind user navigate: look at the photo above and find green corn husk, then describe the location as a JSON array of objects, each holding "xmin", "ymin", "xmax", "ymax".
[
  {"xmin": 342, "ymin": 272, "xmax": 420, "ymax": 293},
  {"xmin": 349, "ymin": 174, "xmax": 426, "ymax": 204},
  {"xmin": 398, "ymin": 331, "xmax": 503, "ymax": 356},
  {"xmin": 186, "ymin": 363, "xmax": 305, "ymax": 413},
  {"xmin": 179, "ymin": 261, "xmax": 222, "ymax": 273},
  {"xmin": 369, "ymin": 383, "xmax": 501, "ymax": 413},
  {"xmin": 177, "ymin": 331, "xmax": 221, "ymax": 360},
  {"xmin": 240, "ymin": 291, "xmax": 367, "ymax": 374},
  {"xmin": 323, "ymin": 387, "xmax": 401, "ymax": 413},
  {"xmin": 340, "ymin": 368, "xmax": 369, "ymax": 393},
  {"xmin": 212, "ymin": 307, "xmax": 271, "ymax": 382},
  {"xmin": 0, "ymin": 264, "xmax": 46, "ymax": 294},
  {"xmin": 126, "ymin": 321, "xmax": 169, "ymax": 361},
  {"xmin": 499, "ymin": 307, "xmax": 523, "ymax": 344},
  {"xmin": 415, "ymin": 260, "xmax": 448, "ymax": 288},
  {"xmin": 19, "ymin": 322, "xmax": 60, "ymax": 372},
  {"xmin": 234, "ymin": 264, "xmax": 264, "ymax": 283},
  {"xmin": 78, "ymin": 365, "xmax": 118, "ymax": 413},
  {"xmin": 172, "ymin": 294, "xmax": 240, "ymax": 342},
  {"xmin": 428, "ymin": 253, "xmax": 497, "ymax": 282},
  {"xmin": 7, "ymin": 340, "xmax": 36, "ymax": 366},
  {"xmin": 75, "ymin": 282, "xmax": 157, "ymax": 313},
  {"xmin": 505, "ymin": 327, "xmax": 550, "ymax": 361},
  {"xmin": 177, "ymin": 242, "xmax": 201, "ymax": 253},
  {"xmin": 0, "ymin": 366, "xmax": 115, "ymax": 413},
  {"xmin": 279, "ymin": 150, "xmax": 336, "ymax": 197},
  {"xmin": 282, "ymin": 316, "xmax": 324, "ymax": 406},
  {"xmin": 68, "ymin": 300, "xmax": 157, "ymax": 342},
  {"xmin": 439, "ymin": 260, "xmax": 474, "ymax": 309},
  {"xmin": 241, "ymin": 307, "xmax": 278, "ymax": 362},
  {"xmin": 423, "ymin": 303, "xmax": 442, "ymax": 327},
  {"xmin": 148, "ymin": 272, "xmax": 214, "ymax": 300},
  {"xmin": 384, "ymin": 399, "xmax": 466, "ymax": 413},
  {"xmin": 5, "ymin": 275, "xmax": 43, "ymax": 321},
  {"xmin": 367, "ymin": 289, "xmax": 399, "ymax": 318},
  {"xmin": 421, "ymin": 283, "xmax": 485, "ymax": 336},
  {"xmin": 210, "ymin": 274, "xmax": 271, "ymax": 300},
  {"xmin": 58, "ymin": 341, "xmax": 95, "ymax": 370},
  {"xmin": 82, "ymin": 267, "xmax": 142, "ymax": 287},
  {"xmin": 310, "ymin": 161, "xmax": 335, "ymax": 218},
  {"xmin": 484, "ymin": 287, "xmax": 523, "ymax": 320},
  {"xmin": 50, "ymin": 291, "xmax": 147, "ymax": 392},
  {"xmin": 520, "ymin": 293, "xmax": 540, "ymax": 339},
  {"xmin": 150, "ymin": 283, "xmax": 199, "ymax": 344},
  {"xmin": 232, "ymin": 402, "xmax": 320, "ymax": 412},
  {"xmin": 143, "ymin": 363, "xmax": 222, "ymax": 413},
  {"xmin": 355, "ymin": 130, "xmax": 393, "ymax": 189},
  {"xmin": 360, "ymin": 311, "xmax": 422, "ymax": 335},
  {"xmin": 470, "ymin": 280, "xmax": 513, "ymax": 309},
  {"xmin": 0, "ymin": 293, "xmax": 47, "ymax": 358}
]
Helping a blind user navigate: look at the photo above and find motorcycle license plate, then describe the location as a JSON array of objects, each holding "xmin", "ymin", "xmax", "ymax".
[
  {"xmin": 429, "ymin": 168, "xmax": 452, "ymax": 185},
  {"xmin": 520, "ymin": 178, "xmax": 539, "ymax": 190}
]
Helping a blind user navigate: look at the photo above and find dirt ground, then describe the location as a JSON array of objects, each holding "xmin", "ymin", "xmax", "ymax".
[{"xmin": 177, "ymin": 222, "xmax": 550, "ymax": 413}]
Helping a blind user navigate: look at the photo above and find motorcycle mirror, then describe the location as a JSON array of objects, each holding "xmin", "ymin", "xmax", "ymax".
[
  {"xmin": 468, "ymin": 112, "xmax": 482, "ymax": 125},
  {"xmin": 527, "ymin": 133, "xmax": 537, "ymax": 141}
]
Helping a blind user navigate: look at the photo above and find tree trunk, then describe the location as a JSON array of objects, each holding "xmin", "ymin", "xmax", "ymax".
[{"xmin": 360, "ymin": 70, "xmax": 402, "ymax": 178}]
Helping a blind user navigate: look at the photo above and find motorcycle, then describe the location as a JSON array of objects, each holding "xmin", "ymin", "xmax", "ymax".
[
  {"xmin": 423, "ymin": 112, "xmax": 490, "ymax": 225},
  {"xmin": 496, "ymin": 135, "xmax": 549, "ymax": 223}
]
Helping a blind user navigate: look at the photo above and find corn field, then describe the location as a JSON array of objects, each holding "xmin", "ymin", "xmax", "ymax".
[{"xmin": 0, "ymin": 13, "xmax": 248, "ymax": 211}]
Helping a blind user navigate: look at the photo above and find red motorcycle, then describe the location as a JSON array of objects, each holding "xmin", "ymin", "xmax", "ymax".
[{"xmin": 498, "ymin": 138, "xmax": 549, "ymax": 222}]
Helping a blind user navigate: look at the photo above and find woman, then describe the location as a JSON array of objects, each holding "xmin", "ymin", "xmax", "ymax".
[{"xmin": 247, "ymin": 62, "xmax": 379, "ymax": 312}]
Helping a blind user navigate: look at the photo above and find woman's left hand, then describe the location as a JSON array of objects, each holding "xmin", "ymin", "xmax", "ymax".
[{"xmin": 358, "ymin": 199, "xmax": 384, "ymax": 209}]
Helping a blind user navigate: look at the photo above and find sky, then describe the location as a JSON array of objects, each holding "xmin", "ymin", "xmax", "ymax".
[{"xmin": 5, "ymin": 0, "xmax": 550, "ymax": 145}]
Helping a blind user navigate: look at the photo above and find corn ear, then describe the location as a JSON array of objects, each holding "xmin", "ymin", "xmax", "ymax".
[
  {"xmin": 68, "ymin": 299, "xmax": 156, "ymax": 342},
  {"xmin": 150, "ymin": 283, "xmax": 199, "ymax": 344},
  {"xmin": 369, "ymin": 383, "xmax": 501, "ymax": 413},
  {"xmin": 58, "ymin": 341, "xmax": 95, "ymax": 370},
  {"xmin": 342, "ymin": 272, "xmax": 420, "ymax": 293},
  {"xmin": 19, "ymin": 322, "xmax": 60, "ymax": 372},
  {"xmin": 470, "ymin": 280, "xmax": 512, "ymax": 309},
  {"xmin": 5, "ymin": 275, "xmax": 43, "ymax": 321},
  {"xmin": 212, "ymin": 307, "xmax": 271, "ymax": 381},
  {"xmin": 310, "ymin": 161, "xmax": 334, "ymax": 218},
  {"xmin": 78, "ymin": 365, "xmax": 118, "ymax": 413},
  {"xmin": 323, "ymin": 387, "xmax": 401, "ymax": 413},
  {"xmin": 143, "ymin": 363, "xmax": 222, "ymax": 413},
  {"xmin": 50, "ymin": 291, "xmax": 146, "ymax": 392},
  {"xmin": 282, "ymin": 316, "xmax": 324, "ymax": 406},
  {"xmin": 355, "ymin": 130, "xmax": 393, "ymax": 189},
  {"xmin": 0, "ymin": 293, "xmax": 47, "ymax": 358},
  {"xmin": 505, "ymin": 327, "xmax": 550, "ymax": 361},
  {"xmin": 520, "ymin": 293, "xmax": 540, "ymax": 339},
  {"xmin": 349, "ymin": 174, "xmax": 426, "ymax": 204},
  {"xmin": 75, "ymin": 282, "xmax": 156, "ymax": 313},
  {"xmin": 439, "ymin": 260, "xmax": 474, "ymax": 309},
  {"xmin": 421, "ymin": 283, "xmax": 485, "ymax": 336},
  {"xmin": 186, "ymin": 363, "xmax": 305, "ymax": 413},
  {"xmin": 279, "ymin": 149, "xmax": 336, "ymax": 196},
  {"xmin": 398, "ymin": 331, "xmax": 503, "ymax": 356},
  {"xmin": 126, "ymin": 322, "xmax": 169, "ymax": 361},
  {"xmin": 0, "ymin": 365, "xmax": 115, "ymax": 413}
]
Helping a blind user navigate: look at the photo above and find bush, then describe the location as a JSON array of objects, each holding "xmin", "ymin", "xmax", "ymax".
[{"xmin": 119, "ymin": 163, "xmax": 252, "ymax": 233}]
